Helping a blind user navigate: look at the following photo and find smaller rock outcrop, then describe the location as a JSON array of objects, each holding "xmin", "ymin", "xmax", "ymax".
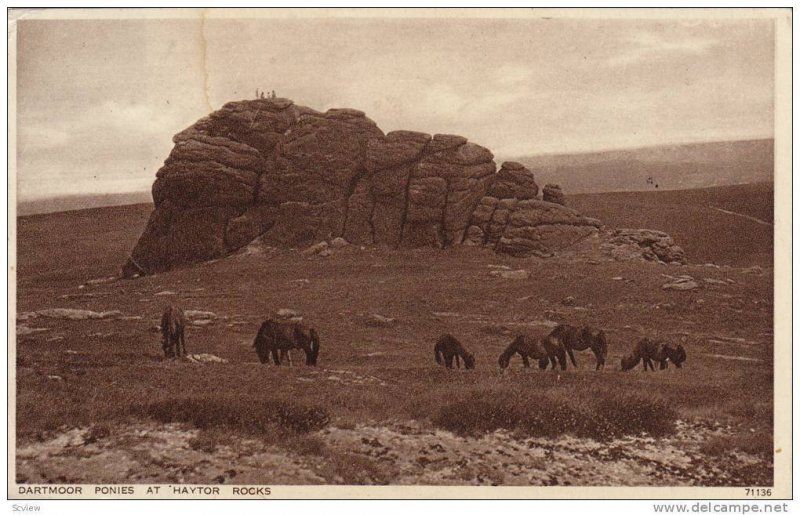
[
  {"xmin": 466, "ymin": 197, "xmax": 602, "ymax": 257},
  {"xmin": 542, "ymin": 184, "xmax": 565, "ymax": 205},
  {"xmin": 486, "ymin": 162, "xmax": 539, "ymax": 200},
  {"xmin": 601, "ymin": 229, "xmax": 686, "ymax": 264}
]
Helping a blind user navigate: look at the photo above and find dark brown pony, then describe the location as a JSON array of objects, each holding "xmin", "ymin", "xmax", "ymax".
[
  {"xmin": 548, "ymin": 324, "xmax": 608, "ymax": 370},
  {"xmin": 253, "ymin": 319, "xmax": 320, "ymax": 366},
  {"xmin": 434, "ymin": 334, "xmax": 475, "ymax": 369},
  {"xmin": 621, "ymin": 338, "xmax": 666, "ymax": 371},
  {"xmin": 621, "ymin": 339, "xmax": 687, "ymax": 371},
  {"xmin": 498, "ymin": 334, "xmax": 567, "ymax": 370},
  {"xmin": 160, "ymin": 305, "xmax": 186, "ymax": 358}
]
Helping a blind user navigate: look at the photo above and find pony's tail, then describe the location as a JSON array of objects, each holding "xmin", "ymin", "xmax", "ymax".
[{"xmin": 435, "ymin": 346, "xmax": 443, "ymax": 365}]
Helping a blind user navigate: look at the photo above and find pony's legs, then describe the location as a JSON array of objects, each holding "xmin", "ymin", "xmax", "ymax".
[
  {"xmin": 445, "ymin": 354, "xmax": 454, "ymax": 369},
  {"xmin": 567, "ymin": 348, "xmax": 579, "ymax": 368},
  {"xmin": 271, "ymin": 348, "xmax": 281, "ymax": 365},
  {"xmin": 179, "ymin": 329, "xmax": 186, "ymax": 356},
  {"xmin": 558, "ymin": 349, "xmax": 568, "ymax": 370},
  {"xmin": 455, "ymin": 354, "xmax": 461, "ymax": 369},
  {"xmin": 522, "ymin": 354, "xmax": 531, "ymax": 368},
  {"xmin": 592, "ymin": 348, "xmax": 604, "ymax": 370}
]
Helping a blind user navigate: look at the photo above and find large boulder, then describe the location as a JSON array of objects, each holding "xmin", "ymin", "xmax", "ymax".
[
  {"xmin": 123, "ymin": 98, "xmax": 685, "ymax": 274},
  {"xmin": 125, "ymin": 100, "xmax": 506, "ymax": 273}
]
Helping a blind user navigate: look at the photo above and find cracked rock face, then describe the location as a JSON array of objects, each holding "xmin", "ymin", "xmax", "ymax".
[{"xmin": 123, "ymin": 99, "xmax": 602, "ymax": 275}]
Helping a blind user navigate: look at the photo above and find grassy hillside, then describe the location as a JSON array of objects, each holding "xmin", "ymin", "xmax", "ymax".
[
  {"xmin": 509, "ymin": 139, "xmax": 773, "ymax": 194},
  {"xmin": 570, "ymin": 182, "xmax": 773, "ymax": 267},
  {"xmin": 14, "ymin": 191, "xmax": 774, "ymax": 485}
]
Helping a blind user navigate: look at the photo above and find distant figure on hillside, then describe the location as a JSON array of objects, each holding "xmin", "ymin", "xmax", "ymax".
[
  {"xmin": 434, "ymin": 334, "xmax": 475, "ymax": 369},
  {"xmin": 161, "ymin": 305, "xmax": 186, "ymax": 358}
]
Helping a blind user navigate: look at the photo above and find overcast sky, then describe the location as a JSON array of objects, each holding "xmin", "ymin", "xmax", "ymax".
[{"xmin": 15, "ymin": 13, "xmax": 775, "ymax": 201}]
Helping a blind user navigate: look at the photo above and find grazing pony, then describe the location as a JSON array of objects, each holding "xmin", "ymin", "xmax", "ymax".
[
  {"xmin": 548, "ymin": 324, "xmax": 608, "ymax": 370},
  {"xmin": 253, "ymin": 319, "xmax": 320, "ymax": 366},
  {"xmin": 161, "ymin": 305, "xmax": 187, "ymax": 358},
  {"xmin": 498, "ymin": 334, "xmax": 567, "ymax": 370},
  {"xmin": 434, "ymin": 334, "xmax": 475, "ymax": 369},
  {"xmin": 660, "ymin": 343, "xmax": 687, "ymax": 369},
  {"xmin": 621, "ymin": 338, "xmax": 666, "ymax": 371}
]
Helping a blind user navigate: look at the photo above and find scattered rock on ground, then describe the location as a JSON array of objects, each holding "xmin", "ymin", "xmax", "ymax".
[
  {"xmin": 330, "ymin": 237, "xmax": 349, "ymax": 249},
  {"xmin": 154, "ymin": 291, "xmax": 178, "ymax": 296},
  {"xmin": 301, "ymin": 241, "xmax": 329, "ymax": 256},
  {"xmin": 276, "ymin": 308, "xmax": 302, "ymax": 320},
  {"xmin": 17, "ymin": 325, "xmax": 49, "ymax": 336},
  {"xmin": 85, "ymin": 276, "xmax": 117, "ymax": 285},
  {"xmin": 185, "ymin": 353, "xmax": 228, "ymax": 363},
  {"xmin": 24, "ymin": 309, "xmax": 123, "ymax": 320},
  {"xmin": 489, "ymin": 269, "xmax": 530, "ymax": 280},
  {"xmin": 184, "ymin": 310, "xmax": 218, "ymax": 320},
  {"xmin": 561, "ymin": 296, "xmax": 576, "ymax": 306},
  {"xmin": 662, "ymin": 276, "xmax": 700, "ymax": 291},
  {"xmin": 364, "ymin": 314, "xmax": 397, "ymax": 327}
]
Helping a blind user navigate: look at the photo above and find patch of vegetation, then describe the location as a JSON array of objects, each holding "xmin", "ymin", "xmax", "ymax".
[
  {"xmin": 700, "ymin": 432, "xmax": 774, "ymax": 459},
  {"xmin": 132, "ymin": 396, "xmax": 330, "ymax": 434},
  {"xmin": 432, "ymin": 388, "xmax": 677, "ymax": 441}
]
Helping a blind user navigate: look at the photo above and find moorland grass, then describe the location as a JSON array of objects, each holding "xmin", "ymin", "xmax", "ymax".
[
  {"xmin": 130, "ymin": 396, "xmax": 330, "ymax": 434},
  {"xmin": 431, "ymin": 387, "xmax": 677, "ymax": 441}
]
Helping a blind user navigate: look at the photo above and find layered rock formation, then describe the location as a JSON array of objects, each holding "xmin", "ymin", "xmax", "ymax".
[
  {"xmin": 542, "ymin": 184, "xmax": 565, "ymax": 206},
  {"xmin": 601, "ymin": 229, "xmax": 687, "ymax": 264},
  {"xmin": 123, "ymin": 98, "xmax": 677, "ymax": 275}
]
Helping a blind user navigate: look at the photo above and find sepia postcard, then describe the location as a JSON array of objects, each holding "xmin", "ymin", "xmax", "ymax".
[{"xmin": 7, "ymin": 7, "xmax": 793, "ymax": 502}]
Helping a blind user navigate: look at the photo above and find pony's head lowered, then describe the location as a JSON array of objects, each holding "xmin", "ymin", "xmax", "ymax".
[{"xmin": 664, "ymin": 344, "xmax": 687, "ymax": 368}]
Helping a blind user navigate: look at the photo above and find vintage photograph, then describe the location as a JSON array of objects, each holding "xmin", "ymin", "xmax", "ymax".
[{"xmin": 9, "ymin": 7, "xmax": 791, "ymax": 499}]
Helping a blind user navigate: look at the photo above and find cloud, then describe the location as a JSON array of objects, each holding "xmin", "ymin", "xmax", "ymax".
[
  {"xmin": 496, "ymin": 64, "xmax": 534, "ymax": 85},
  {"xmin": 606, "ymin": 30, "xmax": 719, "ymax": 67},
  {"xmin": 17, "ymin": 99, "xmax": 203, "ymax": 201}
]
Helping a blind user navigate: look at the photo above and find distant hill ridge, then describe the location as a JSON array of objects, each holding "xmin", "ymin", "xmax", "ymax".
[
  {"xmin": 507, "ymin": 138, "xmax": 773, "ymax": 194},
  {"xmin": 18, "ymin": 139, "xmax": 773, "ymax": 216}
]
